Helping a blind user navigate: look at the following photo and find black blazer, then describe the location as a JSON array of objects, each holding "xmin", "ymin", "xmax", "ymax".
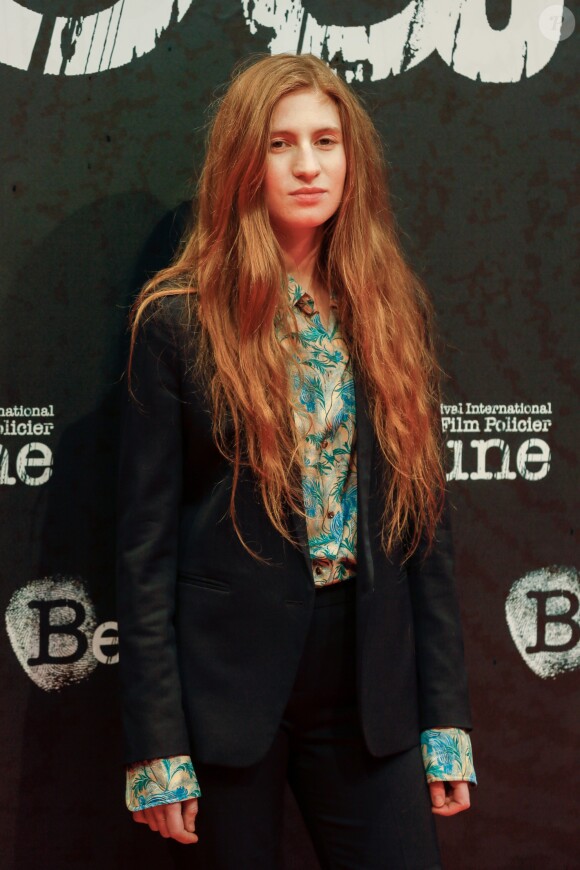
[{"xmin": 116, "ymin": 296, "xmax": 472, "ymax": 767}]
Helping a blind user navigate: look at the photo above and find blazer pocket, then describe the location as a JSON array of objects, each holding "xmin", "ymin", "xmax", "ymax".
[{"xmin": 177, "ymin": 572, "xmax": 231, "ymax": 593}]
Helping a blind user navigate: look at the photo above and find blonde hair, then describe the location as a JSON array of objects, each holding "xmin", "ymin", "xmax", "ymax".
[{"xmin": 129, "ymin": 53, "xmax": 446, "ymax": 560}]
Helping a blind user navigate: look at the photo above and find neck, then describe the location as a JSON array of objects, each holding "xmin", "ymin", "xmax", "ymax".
[{"xmin": 275, "ymin": 227, "xmax": 322, "ymax": 289}]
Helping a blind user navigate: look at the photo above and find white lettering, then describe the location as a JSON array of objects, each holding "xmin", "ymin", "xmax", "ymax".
[
  {"xmin": 92, "ymin": 621, "xmax": 119, "ymax": 665},
  {"xmin": 242, "ymin": 0, "xmax": 563, "ymax": 83},
  {"xmin": 469, "ymin": 438, "xmax": 517, "ymax": 480},
  {"xmin": 431, "ymin": 0, "xmax": 564, "ymax": 82},
  {"xmin": 1, "ymin": 1, "xmax": 563, "ymax": 81},
  {"xmin": 15, "ymin": 442, "xmax": 53, "ymax": 486},
  {"xmin": 0, "ymin": 446, "xmax": 16, "ymax": 485},
  {"xmin": 0, "ymin": 0, "xmax": 196, "ymax": 75},
  {"xmin": 445, "ymin": 436, "xmax": 552, "ymax": 481},
  {"xmin": 516, "ymin": 438, "xmax": 551, "ymax": 481},
  {"xmin": 446, "ymin": 440, "xmax": 470, "ymax": 481}
]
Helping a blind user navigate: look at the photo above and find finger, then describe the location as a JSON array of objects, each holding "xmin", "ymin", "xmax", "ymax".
[
  {"xmin": 143, "ymin": 807, "xmax": 160, "ymax": 831},
  {"xmin": 182, "ymin": 798, "xmax": 199, "ymax": 834},
  {"xmin": 152, "ymin": 806, "xmax": 170, "ymax": 838},
  {"xmin": 428, "ymin": 781, "xmax": 446, "ymax": 809},
  {"xmin": 431, "ymin": 782, "xmax": 471, "ymax": 817},
  {"xmin": 132, "ymin": 810, "xmax": 147, "ymax": 825},
  {"xmin": 451, "ymin": 782, "xmax": 471, "ymax": 808},
  {"xmin": 441, "ymin": 781, "xmax": 470, "ymax": 816},
  {"xmin": 165, "ymin": 802, "xmax": 198, "ymax": 844}
]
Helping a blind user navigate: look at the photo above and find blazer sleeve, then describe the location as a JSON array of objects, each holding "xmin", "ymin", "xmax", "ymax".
[
  {"xmin": 116, "ymin": 301, "xmax": 191, "ymax": 764},
  {"xmin": 406, "ymin": 495, "xmax": 473, "ymax": 733}
]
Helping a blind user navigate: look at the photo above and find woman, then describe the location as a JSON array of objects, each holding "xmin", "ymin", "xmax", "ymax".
[{"xmin": 117, "ymin": 53, "xmax": 476, "ymax": 869}]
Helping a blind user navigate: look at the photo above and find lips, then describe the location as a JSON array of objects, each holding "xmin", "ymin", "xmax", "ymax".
[
  {"xmin": 290, "ymin": 187, "xmax": 326, "ymax": 195},
  {"xmin": 289, "ymin": 188, "xmax": 327, "ymax": 206}
]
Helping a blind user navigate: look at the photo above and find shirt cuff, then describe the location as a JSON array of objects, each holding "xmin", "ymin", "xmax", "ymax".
[
  {"xmin": 125, "ymin": 754, "xmax": 201, "ymax": 812},
  {"xmin": 420, "ymin": 728, "xmax": 477, "ymax": 785}
]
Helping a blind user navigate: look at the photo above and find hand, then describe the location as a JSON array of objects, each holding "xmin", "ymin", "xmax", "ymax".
[
  {"xmin": 429, "ymin": 781, "xmax": 470, "ymax": 817},
  {"xmin": 133, "ymin": 797, "xmax": 199, "ymax": 843}
]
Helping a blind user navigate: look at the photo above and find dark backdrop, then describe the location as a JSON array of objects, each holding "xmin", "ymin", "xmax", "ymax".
[{"xmin": 1, "ymin": 2, "xmax": 578, "ymax": 868}]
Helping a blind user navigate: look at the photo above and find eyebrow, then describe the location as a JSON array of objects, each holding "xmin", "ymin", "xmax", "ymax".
[{"xmin": 269, "ymin": 126, "xmax": 342, "ymax": 137}]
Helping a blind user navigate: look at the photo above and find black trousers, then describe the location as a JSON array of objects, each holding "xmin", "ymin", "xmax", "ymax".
[{"xmin": 172, "ymin": 578, "xmax": 441, "ymax": 870}]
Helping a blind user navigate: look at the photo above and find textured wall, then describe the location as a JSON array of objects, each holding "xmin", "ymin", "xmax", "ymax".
[{"xmin": 1, "ymin": 2, "xmax": 578, "ymax": 868}]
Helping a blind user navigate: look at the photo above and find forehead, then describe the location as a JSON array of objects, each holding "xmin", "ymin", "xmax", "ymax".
[{"xmin": 270, "ymin": 88, "xmax": 341, "ymax": 130}]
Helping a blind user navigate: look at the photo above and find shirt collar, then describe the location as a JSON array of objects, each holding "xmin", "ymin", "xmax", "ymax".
[
  {"xmin": 287, "ymin": 275, "xmax": 337, "ymax": 308},
  {"xmin": 287, "ymin": 275, "xmax": 304, "ymax": 308}
]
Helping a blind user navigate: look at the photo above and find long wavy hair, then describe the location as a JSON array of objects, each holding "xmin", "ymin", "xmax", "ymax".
[{"xmin": 129, "ymin": 53, "xmax": 446, "ymax": 560}]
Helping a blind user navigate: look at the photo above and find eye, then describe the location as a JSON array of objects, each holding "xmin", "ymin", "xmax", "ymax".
[
  {"xmin": 270, "ymin": 139, "xmax": 288, "ymax": 151},
  {"xmin": 317, "ymin": 136, "xmax": 338, "ymax": 148}
]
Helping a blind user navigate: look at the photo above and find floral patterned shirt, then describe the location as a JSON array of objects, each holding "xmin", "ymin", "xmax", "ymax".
[
  {"xmin": 125, "ymin": 278, "xmax": 476, "ymax": 811},
  {"xmin": 276, "ymin": 276, "xmax": 357, "ymax": 586}
]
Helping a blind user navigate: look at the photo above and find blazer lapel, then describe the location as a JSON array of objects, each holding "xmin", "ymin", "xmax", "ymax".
[
  {"xmin": 353, "ymin": 367, "xmax": 376, "ymax": 593},
  {"xmin": 287, "ymin": 509, "xmax": 315, "ymax": 584}
]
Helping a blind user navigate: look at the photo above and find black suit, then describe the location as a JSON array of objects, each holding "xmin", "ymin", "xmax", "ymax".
[{"xmin": 116, "ymin": 296, "xmax": 472, "ymax": 771}]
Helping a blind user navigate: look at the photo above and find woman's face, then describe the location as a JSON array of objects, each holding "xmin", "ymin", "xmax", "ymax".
[{"xmin": 263, "ymin": 88, "xmax": 347, "ymax": 246}]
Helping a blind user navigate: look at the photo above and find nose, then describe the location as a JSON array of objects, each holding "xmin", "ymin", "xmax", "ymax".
[{"xmin": 292, "ymin": 144, "xmax": 320, "ymax": 181}]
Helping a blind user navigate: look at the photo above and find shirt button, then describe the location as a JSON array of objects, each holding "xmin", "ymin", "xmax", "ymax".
[
  {"xmin": 315, "ymin": 566, "xmax": 323, "ymax": 575},
  {"xmin": 320, "ymin": 440, "xmax": 328, "ymax": 448},
  {"xmin": 327, "ymin": 511, "xmax": 335, "ymax": 518}
]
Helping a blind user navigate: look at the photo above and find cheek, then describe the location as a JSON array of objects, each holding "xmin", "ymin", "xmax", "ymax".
[
  {"xmin": 334, "ymin": 176, "xmax": 347, "ymax": 208},
  {"xmin": 264, "ymin": 160, "xmax": 283, "ymax": 193},
  {"xmin": 333, "ymin": 156, "xmax": 347, "ymax": 198},
  {"xmin": 263, "ymin": 180, "xmax": 278, "ymax": 219}
]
